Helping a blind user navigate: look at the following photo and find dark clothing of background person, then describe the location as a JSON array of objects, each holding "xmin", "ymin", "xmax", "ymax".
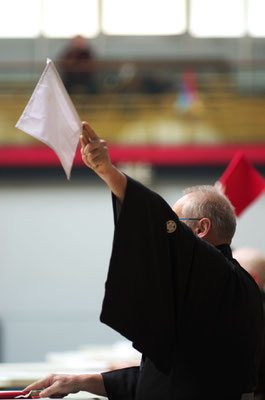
[
  {"xmin": 100, "ymin": 177, "xmax": 264, "ymax": 400},
  {"xmin": 255, "ymin": 291, "xmax": 265, "ymax": 399},
  {"xmin": 58, "ymin": 35, "xmax": 96, "ymax": 94}
]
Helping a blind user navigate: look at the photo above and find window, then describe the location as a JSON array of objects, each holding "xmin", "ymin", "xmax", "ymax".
[
  {"xmin": 2, "ymin": 0, "xmax": 265, "ymax": 39},
  {"xmin": 190, "ymin": 0, "xmax": 245, "ymax": 37},
  {"xmin": 102, "ymin": 0, "xmax": 186, "ymax": 35},
  {"xmin": 247, "ymin": 0, "xmax": 265, "ymax": 36},
  {"xmin": 41, "ymin": 0, "xmax": 99, "ymax": 38},
  {"xmin": 0, "ymin": 0, "xmax": 41, "ymax": 37}
]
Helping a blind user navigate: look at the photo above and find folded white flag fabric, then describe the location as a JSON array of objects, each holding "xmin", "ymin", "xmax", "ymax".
[{"xmin": 16, "ymin": 58, "xmax": 82, "ymax": 179}]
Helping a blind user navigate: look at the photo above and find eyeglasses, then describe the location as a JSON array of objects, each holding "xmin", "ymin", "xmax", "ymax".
[{"xmin": 179, "ymin": 218, "xmax": 204, "ymax": 221}]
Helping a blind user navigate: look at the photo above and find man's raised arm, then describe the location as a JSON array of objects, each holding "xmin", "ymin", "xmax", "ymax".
[{"xmin": 80, "ymin": 122, "xmax": 127, "ymax": 204}]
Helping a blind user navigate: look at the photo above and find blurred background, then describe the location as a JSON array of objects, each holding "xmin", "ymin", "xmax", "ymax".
[{"xmin": 1, "ymin": 0, "xmax": 265, "ymax": 367}]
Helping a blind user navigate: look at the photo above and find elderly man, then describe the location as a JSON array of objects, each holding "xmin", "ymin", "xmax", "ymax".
[{"xmin": 25, "ymin": 123, "xmax": 264, "ymax": 400}]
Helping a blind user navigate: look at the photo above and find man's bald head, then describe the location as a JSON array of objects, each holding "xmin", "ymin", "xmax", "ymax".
[
  {"xmin": 233, "ymin": 247, "xmax": 265, "ymax": 291},
  {"xmin": 173, "ymin": 185, "xmax": 236, "ymax": 245}
]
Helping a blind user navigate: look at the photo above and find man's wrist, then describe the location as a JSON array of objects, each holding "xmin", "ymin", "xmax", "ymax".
[
  {"xmin": 77, "ymin": 374, "xmax": 107, "ymax": 397},
  {"xmin": 76, "ymin": 374, "xmax": 89, "ymax": 392},
  {"xmin": 97, "ymin": 163, "xmax": 119, "ymax": 181},
  {"xmin": 94, "ymin": 162, "xmax": 126, "ymax": 203}
]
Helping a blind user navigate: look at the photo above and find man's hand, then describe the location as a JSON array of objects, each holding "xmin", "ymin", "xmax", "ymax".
[
  {"xmin": 80, "ymin": 122, "xmax": 112, "ymax": 178},
  {"xmin": 80, "ymin": 122, "xmax": 127, "ymax": 204},
  {"xmin": 23, "ymin": 374, "xmax": 81, "ymax": 398},
  {"xmin": 23, "ymin": 373, "xmax": 107, "ymax": 398}
]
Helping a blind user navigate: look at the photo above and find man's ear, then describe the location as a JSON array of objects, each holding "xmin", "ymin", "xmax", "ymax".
[{"xmin": 195, "ymin": 218, "xmax": 211, "ymax": 239}]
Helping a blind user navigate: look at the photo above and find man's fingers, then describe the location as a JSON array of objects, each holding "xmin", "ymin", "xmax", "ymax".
[
  {"xmin": 39, "ymin": 383, "xmax": 61, "ymax": 398},
  {"xmin": 23, "ymin": 374, "xmax": 80, "ymax": 399},
  {"xmin": 81, "ymin": 129, "xmax": 89, "ymax": 146},
  {"xmin": 81, "ymin": 147, "xmax": 94, "ymax": 167},
  {"xmin": 80, "ymin": 124, "xmax": 112, "ymax": 176},
  {"xmin": 82, "ymin": 155, "xmax": 94, "ymax": 169},
  {"xmin": 83, "ymin": 146, "xmax": 107, "ymax": 165},
  {"xmin": 23, "ymin": 378, "xmax": 46, "ymax": 392},
  {"xmin": 83, "ymin": 142, "xmax": 102, "ymax": 155},
  {"xmin": 80, "ymin": 135, "xmax": 86, "ymax": 149},
  {"xmin": 88, "ymin": 154, "xmax": 105, "ymax": 166},
  {"xmin": 82, "ymin": 122, "xmax": 100, "ymax": 143}
]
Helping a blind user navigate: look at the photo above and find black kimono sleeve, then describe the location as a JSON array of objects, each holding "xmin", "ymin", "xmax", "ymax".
[
  {"xmin": 101, "ymin": 367, "xmax": 139, "ymax": 400},
  {"xmin": 100, "ymin": 176, "xmax": 194, "ymax": 374}
]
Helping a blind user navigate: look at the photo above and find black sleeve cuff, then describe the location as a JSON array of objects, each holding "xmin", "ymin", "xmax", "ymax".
[{"xmin": 101, "ymin": 366, "xmax": 139, "ymax": 400}]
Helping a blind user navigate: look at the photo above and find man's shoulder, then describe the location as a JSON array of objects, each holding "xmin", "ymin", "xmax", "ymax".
[{"xmin": 124, "ymin": 176, "xmax": 174, "ymax": 216}]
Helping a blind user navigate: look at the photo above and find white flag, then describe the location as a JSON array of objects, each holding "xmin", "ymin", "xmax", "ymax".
[{"xmin": 16, "ymin": 59, "xmax": 82, "ymax": 179}]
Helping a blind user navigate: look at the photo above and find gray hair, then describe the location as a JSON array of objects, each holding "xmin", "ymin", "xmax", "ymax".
[{"xmin": 182, "ymin": 185, "xmax": 236, "ymax": 243}]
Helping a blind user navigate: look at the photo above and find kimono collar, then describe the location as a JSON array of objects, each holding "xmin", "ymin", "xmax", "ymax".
[{"xmin": 216, "ymin": 244, "xmax": 233, "ymax": 261}]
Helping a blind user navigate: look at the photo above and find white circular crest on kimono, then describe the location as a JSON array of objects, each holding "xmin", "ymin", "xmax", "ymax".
[{"xmin": 166, "ymin": 220, "xmax": 177, "ymax": 233}]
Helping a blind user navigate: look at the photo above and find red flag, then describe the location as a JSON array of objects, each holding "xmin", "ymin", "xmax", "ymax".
[
  {"xmin": 0, "ymin": 391, "xmax": 40, "ymax": 399},
  {"xmin": 218, "ymin": 151, "xmax": 265, "ymax": 217}
]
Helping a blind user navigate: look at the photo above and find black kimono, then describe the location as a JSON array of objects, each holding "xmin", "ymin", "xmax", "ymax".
[{"xmin": 100, "ymin": 177, "xmax": 264, "ymax": 400}]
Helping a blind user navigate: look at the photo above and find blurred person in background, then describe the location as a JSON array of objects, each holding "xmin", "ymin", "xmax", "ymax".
[
  {"xmin": 58, "ymin": 35, "xmax": 97, "ymax": 94},
  {"xmin": 233, "ymin": 248, "xmax": 265, "ymax": 293},
  {"xmin": 233, "ymin": 247, "xmax": 265, "ymax": 400}
]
